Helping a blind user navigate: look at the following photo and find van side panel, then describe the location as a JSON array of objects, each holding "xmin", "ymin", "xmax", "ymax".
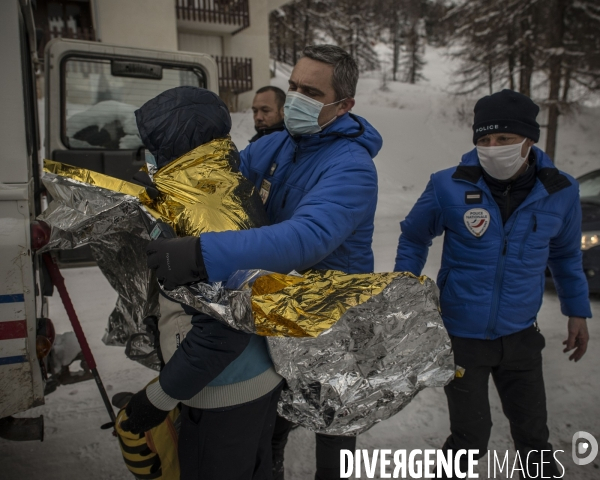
[
  {"xmin": 0, "ymin": 185, "xmax": 43, "ymax": 418},
  {"xmin": 0, "ymin": 1, "xmax": 44, "ymax": 418}
]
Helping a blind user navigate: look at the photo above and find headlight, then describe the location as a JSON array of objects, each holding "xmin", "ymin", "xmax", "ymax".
[{"xmin": 582, "ymin": 231, "xmax": 600, "ymax": 250}]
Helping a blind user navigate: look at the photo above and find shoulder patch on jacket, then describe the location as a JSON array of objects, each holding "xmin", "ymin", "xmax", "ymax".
[
  {"xmin": 452, "ymin": 166, "xmax": 483, "ymax": 183},
  {"xmin": 537, "ymin": 168, "xmax": 572, "ymax": 195}
]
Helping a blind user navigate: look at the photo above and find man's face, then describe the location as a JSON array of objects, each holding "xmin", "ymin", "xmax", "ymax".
[
  {"xmin": 288, "ymin": 57, "xmax": 355, "ymax": 126},
  {"xmin": 476, "ymin": 133, "xmax": 534, "ymax": 158},
  {"xmin": 252, "ymin": 91, "xmax": 284, "ymax": 130}
]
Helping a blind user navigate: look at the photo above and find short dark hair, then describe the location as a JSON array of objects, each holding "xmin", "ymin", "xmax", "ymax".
[
  {"xmin": 302, "ymin": 45, "xmax": 358, "ymax": 100},
  {"xmin": 255, "ymin": 86, "xmax": 286, "ymax": 110}
]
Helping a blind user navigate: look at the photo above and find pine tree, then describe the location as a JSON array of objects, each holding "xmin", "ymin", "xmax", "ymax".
[
  {"xmin": 401, "ymin": 18, "xmax": 427, "ymax": 84},
  {"xmin": 269, "ymin": 0, "xmax": 380, "ymax": 72},
  {"xmin": 534, "ymin": 0, "xmax": 600, "ymax": 158},
  {"xmin": 444, "ymin": 0, "xmax": 600, "ymax": 160}
]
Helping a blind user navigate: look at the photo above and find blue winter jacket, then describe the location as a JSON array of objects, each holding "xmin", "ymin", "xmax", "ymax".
[
  {"xmin": 160, "ymin": 113, "xmax": 381, "ymax": 400},
  {"xmin": 200, "ymin": 112, "xmax": 381, "ymax": 280},
  {"xmin": 395, "ymin": 146, "xmax": 592, "ymax": 340}
]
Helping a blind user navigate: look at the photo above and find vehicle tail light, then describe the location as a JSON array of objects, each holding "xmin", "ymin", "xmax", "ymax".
[
  {"xmin": 36, "ymin": 336, "xmax": 52, "ymax": 359},
  {"xmin": 36, "ymin": 318, "xmax": 55, "ymax": 359},
  {"xmin": 31, "ymin": 221, "xmax": 51, "ymax": 251}
]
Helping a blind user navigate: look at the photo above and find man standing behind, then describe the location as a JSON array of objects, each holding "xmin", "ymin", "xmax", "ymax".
[
  {"xmin": 250, "ymin": 86, "xmax": 286, "ymax": 143},
  {"xmin": 395, "ymin": 90, "xmax": 591, "ymax": 479},
  {"xmin": 128, "ymin": 45, "xmax": 380, "ymax": 480}
]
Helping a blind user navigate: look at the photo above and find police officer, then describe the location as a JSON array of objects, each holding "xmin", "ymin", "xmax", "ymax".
[{"xmin": 394, "ymin": 89, "xmax": 591, "ymax": 479}]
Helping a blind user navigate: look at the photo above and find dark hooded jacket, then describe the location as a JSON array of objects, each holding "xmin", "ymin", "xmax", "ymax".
[{"xmin": 135, "ymin": 86, "xmax": 231, "ymax": 168}]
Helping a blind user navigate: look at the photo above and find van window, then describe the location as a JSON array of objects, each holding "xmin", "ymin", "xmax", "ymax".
[{"xmin": 63, "ymin": 57, "xmax": 205, "ymax": 150}]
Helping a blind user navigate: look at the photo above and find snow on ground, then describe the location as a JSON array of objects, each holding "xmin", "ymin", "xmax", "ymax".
[{"xmin": 2, "ymin": 47, "xmax": 600, "ymax": 479}]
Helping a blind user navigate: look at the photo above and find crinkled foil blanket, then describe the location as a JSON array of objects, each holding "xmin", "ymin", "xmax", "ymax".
[
  {"xmin": 169, "ymin": 269, "xmax": 454, "ymax": 435},
  {"xmin": 38, "ymin": 139, "xmax": 454, "ymax": 435},
  {"xmin": 39, "ymin": 137, "xmax": 266, "ymax": 370}
]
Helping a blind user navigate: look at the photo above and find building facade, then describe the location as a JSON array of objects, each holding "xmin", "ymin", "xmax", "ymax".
[{"xmin": 34, "ymin": 0, "xmax": 289, "ymax": 111}]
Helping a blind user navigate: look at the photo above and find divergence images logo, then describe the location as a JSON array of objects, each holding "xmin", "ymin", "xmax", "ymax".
[{"xmin": 572, "ymin": 431, "xmax": 598, "ymax": 466}]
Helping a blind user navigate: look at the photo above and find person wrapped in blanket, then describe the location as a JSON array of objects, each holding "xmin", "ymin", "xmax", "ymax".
[{"xmin": 119, "ymin": 86, "xmax": 285, "ymax": 480}]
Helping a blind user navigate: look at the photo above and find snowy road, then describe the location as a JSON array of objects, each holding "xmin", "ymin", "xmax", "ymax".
[{"xmin": 0, "ymin": 266, "xmax": 598, "ymax": 480}]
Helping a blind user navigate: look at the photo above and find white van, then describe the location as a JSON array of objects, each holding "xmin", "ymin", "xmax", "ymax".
[{"xmin": 0, "ymin": 0, "xmax": 217, "ymax": 441}]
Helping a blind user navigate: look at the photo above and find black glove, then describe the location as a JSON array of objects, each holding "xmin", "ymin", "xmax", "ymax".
[
  {"xmin": 119, "ymin": 389, "xmax": 169, "ymax": 434},
  {"xmin": 146, "ymin": 236, "xmax": 207, "ymax": 290},
  {"xmin": 131, "ymin": 171, "xmax": 160, "ymax": 200}
]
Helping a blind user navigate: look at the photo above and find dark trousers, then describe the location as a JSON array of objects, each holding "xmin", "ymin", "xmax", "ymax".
[
  {"xmin": 178, "ymin": 382, "xmax": 283, "ymax": 480},
  {"xmin": 272, "ymin": 415, "xmax": 357, "ymax": 480},
  {"xmin": 441, "ymin": 326, "xmax": 560, "ymax": 480}
]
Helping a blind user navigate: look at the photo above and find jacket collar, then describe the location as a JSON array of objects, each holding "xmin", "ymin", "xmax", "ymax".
[
  {"xmin": 452, "ymin": 146, "xmax": 571, "ymax": 195},
  {"xmin": 286, "ymin": 113, "xmax": 382, "ymax": 159}
]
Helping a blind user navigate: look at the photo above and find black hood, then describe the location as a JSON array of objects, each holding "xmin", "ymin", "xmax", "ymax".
[{"xmin": 135, "ymin": 86, "xmax": 231, "ymax": 168}]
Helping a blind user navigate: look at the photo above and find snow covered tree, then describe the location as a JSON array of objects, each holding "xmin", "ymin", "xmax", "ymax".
[
  {"xmin": 400, "ymin": 18, "xmax": 427, "ymax": 84},
  {"xmin": 444, "ymin": 0, "xmax": 536, "ymax": 95},
  {"xmin": 444, "ymin": 0, "xmax": 600, "ymax": 160},
  {"xmin": 269, "ymin": 0, "xmax": 322, "ymax": 66},
  {"xmin": 541, "ymin": 0, "xmax": 600, "ymax": 159},
  {"xmin": 269, "ymin": 0, "xmax": 379, "ymax": 72},
  {"xmin": 373, "ymin": 0, "xmax": 430, "ymax": 83}
]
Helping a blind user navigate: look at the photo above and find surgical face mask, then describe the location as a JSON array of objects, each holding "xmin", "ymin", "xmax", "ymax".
[
  {"xmin": 477, "ymin": 139, "xmax": 530, "ymax": 180},
  {"xmin": 284, "ymin": 91, "xmax": 346, "ymax": 136}
]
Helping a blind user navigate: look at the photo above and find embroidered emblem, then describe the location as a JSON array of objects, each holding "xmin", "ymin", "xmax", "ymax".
[
  {"xmin": 259, "ymin": 179, "xmax": 271, "ymax": 204},
  {"xmin": 464, "ymin": 208, "xmax": 490, "ymax": 237}
]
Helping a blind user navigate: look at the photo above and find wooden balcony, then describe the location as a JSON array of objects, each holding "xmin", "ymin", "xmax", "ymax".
[
  {"xmin": 215, "ymin": 56, "xmax": 253, "ymax": 94},
  {"xmin": 38, "ymin": 26, "xmax": 96, "ymax": 61},
  {"xmin": 33, "ymin": 0, "xmax": 96, "ymax": 61},
  {"xmin": 176, "ymin": 0, "xmax": 250, "ymax": 34}
]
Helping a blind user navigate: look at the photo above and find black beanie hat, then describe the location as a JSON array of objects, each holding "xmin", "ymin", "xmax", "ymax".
[{"xmin": 472, "ymin": 89, "xmax": 540, "ymax": 144}]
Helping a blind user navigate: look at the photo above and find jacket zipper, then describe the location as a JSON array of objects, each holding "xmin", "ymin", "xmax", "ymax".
[
  {"xmin": 518, "ymin": 214, "xmax": 537, "ymax": 260},
  {"xmin": 503, "ymin": 184, "xmax": 512, "ymax": 222},
  {"xmin": 485, "ymin": 204, "xmax": 521, "ymax": 338},
  {"xmin": 486, "ymin": 235, "xmax": 507, "ymax": 339}
]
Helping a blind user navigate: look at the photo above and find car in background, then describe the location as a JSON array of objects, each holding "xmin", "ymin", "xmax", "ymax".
[
  {"xmin": 544, "ymin": 168, "xmax": 600, "ymax": 295},
  {"xmin": 579, "ymin": 169, "xmax": 600, "ymax": 294}
]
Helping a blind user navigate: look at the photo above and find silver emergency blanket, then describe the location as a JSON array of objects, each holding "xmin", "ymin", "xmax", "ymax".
[
  {"xmin": 269, "ymin": 275, "xmax": 452, "ymax": 435},
  {"xmin": 161, "ymin": 269, "xmax": 453, "ymax": 435},
  {"xmin": 39, "ymin": 172, "xmax": 454, "ymax": 434},
  {"xmin": 39, "ymin": 173, "xmax": 162, "ymax": 369}
]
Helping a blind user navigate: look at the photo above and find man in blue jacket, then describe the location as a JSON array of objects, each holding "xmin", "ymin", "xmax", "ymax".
[
  {"xmin": 395, "ymin": 89, "xmax": 591, "ymax": 479},
  {"xmin": 124, "ymin": 45, "xmax": 381, "ymax": 480}
]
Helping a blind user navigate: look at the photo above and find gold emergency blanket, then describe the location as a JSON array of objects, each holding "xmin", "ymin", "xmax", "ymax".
[
  {"xmin": 251, "ymin": 270, "xmax": 403, "ymax": 337},
  {"xmin": 39, "ymin": 137, "xmax": 266, "ymax": 369},
  {"xmin": 43, "ymin": 137, "xmax": 268, "ymax": 236}
]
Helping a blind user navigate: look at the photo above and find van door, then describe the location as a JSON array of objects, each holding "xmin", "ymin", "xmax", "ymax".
[
  {"xmin": 0, "ymin": 0, "xmax": 45, "ymax": 420},
  {"xmin": 44, "ymin": 39, "xmax": 218, "ymax": 263}
]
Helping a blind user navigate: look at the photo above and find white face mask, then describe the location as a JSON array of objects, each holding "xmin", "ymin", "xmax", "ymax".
[
  {"xmin": 284, "ymin": 91, "xmax": 346, "ymax": 136},
  {"xmin": 477, "ymin": 139, "xmax": 531, "ymax": 180}
]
